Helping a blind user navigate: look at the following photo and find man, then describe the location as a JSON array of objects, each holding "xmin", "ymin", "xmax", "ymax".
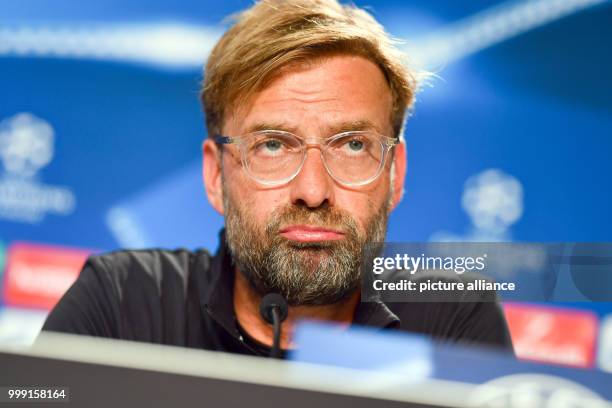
[{"xmin": 43, "ymin": 0, "xmax": 513, "ymax": 356}]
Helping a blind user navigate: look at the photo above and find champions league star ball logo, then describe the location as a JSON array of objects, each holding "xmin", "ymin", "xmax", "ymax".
[
  {"xmin": 431, "ymin": 168, "xmax": 524, "ymax": 242},
  {"xmin": 0, "ymin": 113, "xmax": 54, "ymax": 178},
  {"xmin": 0, "ymin": 113, "xmax": 75, "ymax": 224},
  {"xmin": 468, "ymin": 373, "xmax": 606, "ymax": 408}
]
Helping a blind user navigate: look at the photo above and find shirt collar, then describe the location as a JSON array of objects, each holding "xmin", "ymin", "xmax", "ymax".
[
  {"xmin": 198, "ymin": 229, "xmax": 241, "ymax": 337},
  {"xmin": 198, "ymin": 228, "xmax": 400, "ymax": 335}
]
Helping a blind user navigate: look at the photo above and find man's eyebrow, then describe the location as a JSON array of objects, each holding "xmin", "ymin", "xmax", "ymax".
[
  {"xmin": 328, "ymin": 120, "xmax": 381, "ymax": 134},
  {"xmin": 242, "ymin": 119, "xmax": 382, "ymax": 136},
  {"xmin": 244, "ymin": 122, "xmax": 299, "ymax": 134}
]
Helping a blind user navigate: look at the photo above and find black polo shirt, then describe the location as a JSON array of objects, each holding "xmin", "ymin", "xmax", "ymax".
[{"xmin": 42, "ymin": 230, "xmax": 514, "ymax": 356}]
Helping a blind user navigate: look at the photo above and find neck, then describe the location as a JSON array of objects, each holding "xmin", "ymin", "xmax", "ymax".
[{"xmin": 233, "ymin": 269, "xmax": 360, "ymax": 350}]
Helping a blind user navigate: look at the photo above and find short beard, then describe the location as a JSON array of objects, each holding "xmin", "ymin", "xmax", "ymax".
[{"xmin": 224, "ymin": 186, "xmax": 390, "ymax": 307}]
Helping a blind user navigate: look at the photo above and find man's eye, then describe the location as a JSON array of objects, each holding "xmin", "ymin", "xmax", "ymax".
[
  {"xmin": 252, "ymin": 138, "xmax": 287, "ymax": 156},
  {"xmin": 347, "ymin": 139, "xmax": 364, "ymax": 151},
  {"xmin": 264, "ymin": 139, "xmax": 282, "ymax": 151},
  {"xmin": 337, "ymin": 138, "xmax": 367, "ymax": 154}
]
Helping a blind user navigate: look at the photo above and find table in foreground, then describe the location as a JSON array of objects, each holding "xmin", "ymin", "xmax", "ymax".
[{"xmin": 0, "ymin": 332, "xmax": 491, "ymax": 408}]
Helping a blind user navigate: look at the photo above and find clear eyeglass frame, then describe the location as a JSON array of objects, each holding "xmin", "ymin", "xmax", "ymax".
[{"xmin": 213, "ymin": 130, "xmax": 399, "ymax": 187}]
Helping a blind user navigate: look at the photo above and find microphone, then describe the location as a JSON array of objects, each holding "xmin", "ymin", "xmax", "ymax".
[{"xmin": 259, "ymin": 293, "xmax": 289, "ymax": 358}]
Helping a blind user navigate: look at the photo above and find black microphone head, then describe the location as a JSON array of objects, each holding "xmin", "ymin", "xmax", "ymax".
[{"xmin": 259, "ymin": 293, "xmax": 288, "ymax": 325}]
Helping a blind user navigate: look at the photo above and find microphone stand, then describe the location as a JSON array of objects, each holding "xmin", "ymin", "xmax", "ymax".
[{"xmin": 259, "ymin": 293, "xmax": 288, "ymax": 359}]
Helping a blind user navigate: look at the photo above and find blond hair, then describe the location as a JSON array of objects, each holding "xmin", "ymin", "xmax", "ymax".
[{"xmin": 201, "ymin": 0, "xmax": 421, "ymax": 139}]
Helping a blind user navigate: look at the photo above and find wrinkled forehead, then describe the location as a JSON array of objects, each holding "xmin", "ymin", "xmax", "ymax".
[{"xmin": 223, "ymin": 55, "xmax": 394, "ymax": 137}]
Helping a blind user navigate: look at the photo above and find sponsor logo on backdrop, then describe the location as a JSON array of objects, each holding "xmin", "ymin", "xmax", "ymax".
[
  {"xmin": 504, "ymin": 303, "xmax": 598, "ymax": 368},
  {"xmin": 2, "ymin": 242, "xmax": 91, "ymax": 310},
  {"xmin": 0, "ymin": 113, "xmax": 76, "ymax": 223}
]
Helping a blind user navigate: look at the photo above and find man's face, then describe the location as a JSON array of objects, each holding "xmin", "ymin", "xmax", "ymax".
[{"xmin": 203, "ymin": 54, "xmax": 406, "ymax": 306}]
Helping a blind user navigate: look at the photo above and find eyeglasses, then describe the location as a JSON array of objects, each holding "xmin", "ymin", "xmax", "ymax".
[{"xmin": 214, "ymin": 130, "xmax": 399, "ymax": 186}]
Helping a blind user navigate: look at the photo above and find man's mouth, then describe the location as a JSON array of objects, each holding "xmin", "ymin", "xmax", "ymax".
[{"xmin": 279, "ymin": 225, "xmax": 345, "ymax": 242}]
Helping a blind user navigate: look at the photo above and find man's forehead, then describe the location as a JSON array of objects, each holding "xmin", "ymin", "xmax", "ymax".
[{"xmin": 222, "ymin": 55, "xmax": 394, "ymax": 136}]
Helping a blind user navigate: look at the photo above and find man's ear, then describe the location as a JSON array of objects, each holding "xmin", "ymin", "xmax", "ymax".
[
  {"xmin": 203, "ymin": 139, "xmax": 225, "ymax": 215},
  {"xmin": 390, "ymin": 142, "xmax": 407, "ymax": 211}
]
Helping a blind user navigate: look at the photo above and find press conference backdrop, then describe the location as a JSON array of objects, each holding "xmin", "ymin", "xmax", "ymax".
[{"xmin": 0, "ymin": 0, "xmax": 611, "ymax": 371}]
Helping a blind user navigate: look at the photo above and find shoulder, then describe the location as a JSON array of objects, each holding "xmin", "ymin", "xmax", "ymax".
[
  {"xmin": 43, "ymin": 248, "xmax": 214, "ymax": 339},
  {"xmin": 84, "ymin": 248, "xmax": 213, "ymax": 298},
  {"xmin": 386, "ymin": 271, "xmax": 513, "ymax": 351}
]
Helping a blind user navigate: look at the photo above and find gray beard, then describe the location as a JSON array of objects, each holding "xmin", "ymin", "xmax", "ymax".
[{"xmin": 223, "ymin": 187, "xmax": 390, "ymax": 307}]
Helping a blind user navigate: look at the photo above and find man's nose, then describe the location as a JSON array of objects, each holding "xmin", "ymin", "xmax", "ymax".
[{"xmin": 289, "ymin": 147, "xmax": 334, "ymax": 208}]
